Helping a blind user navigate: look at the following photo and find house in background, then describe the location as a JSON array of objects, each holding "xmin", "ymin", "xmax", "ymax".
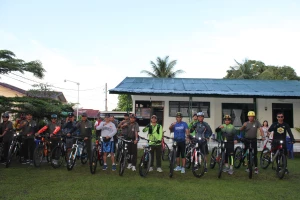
[
  {"xmin": 0, "ymin": 82, "xmax": 27, "ymax": 97},
  {"xmin": 27, "ymin": 90, "xmax": 67, "ymax": 103},
  {"xmin": 76, "ymin": 108, "xmax": 100, "ymax": 120},
  {"xmin": 110, "ymin": 77, "xmax": 300, "ymax": 139}
]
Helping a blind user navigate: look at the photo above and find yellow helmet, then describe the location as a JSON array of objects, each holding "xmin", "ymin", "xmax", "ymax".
[
  {"xmin": 247, "ymin": 111, "xmax": 255, "ymax": 117},
  {"xmin": 223, "ymin": 115, "xmax": 231, "ymax": 119}
]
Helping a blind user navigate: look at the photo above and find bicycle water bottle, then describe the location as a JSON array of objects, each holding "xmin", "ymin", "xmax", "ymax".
[{"xmin": 224, "ymin": 136, "xmax": 227, "ymax": 143}]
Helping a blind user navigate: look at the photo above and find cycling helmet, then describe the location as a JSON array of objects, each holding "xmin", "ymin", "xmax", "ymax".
[
  {"xmin": 176, "ymin": 112, "xmax": 182, "ymax": 117},
  {"xmin": 197, "ymin": 112, "xmax": 205, "ymax": 117},
  {"xmin": 247, "ymin": 111, "xmax": 255, "ymax": 117},
  {"xmin": 51, "ymin": 114, "xmax": 58, "ymax": 119},
  {"xmin": 223, "ymin": 115, "xmax": 231, "ymax": 119},
  {"xmin": 2, "ymin": 113, "xmax": 9, "ymax": 118}
]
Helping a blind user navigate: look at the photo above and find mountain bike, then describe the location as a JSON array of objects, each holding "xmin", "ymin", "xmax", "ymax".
[
  {"xmin": 210, "ymin": 138, "xmax": 226, "ymax": 178},
  {"xmin": 117, "ymin": 136, "xmax": 133, "ymax": 176},
  {"xmin": 187, "ymin": 136, "xmax": 206, "ymax": 178},
  {"xmin": 51, "ymin": 135, "xmax": 67, "ymax": 169},
  {"xmin": 138, "ymin": 136, "xmax": 158, "ymax": 177},
  {"xmin": 33, "ymin": 134, "xmax": 51, "ymax": 167},
  {"xmin": 66, "ymin": 136, "xmax": 88, "ymax": 171},
  {"xmin": 163, "ymin": 135, "xmax": 178, "ymax": 178},
  {"xmin": 5, "ymin": 131, "xmax": 23, "ymax": 168},
  {"xmin": 185, "ymin": 139, "xmax": 195, "ymax": 169},
  {"xmin": 236, "ymin": 138, "xmax": 256, "ymax": 179},
  {"xmin": 161, "ymin": 131, "xmax": 170, "ymax": 161},
  {"xmin": 260, "ymin": 139, "xmax": 287, "ymax": 179},
  {"xmin": 233, "ymin": 139, "xmax": 248, "ymax": 169},
  {"xmin": 90, "ymin": 136, "xmax": 104, "ymax": 174},
  {"xmin": 116, "ymin": 136, "xmax": 124, "ymax": 163}
]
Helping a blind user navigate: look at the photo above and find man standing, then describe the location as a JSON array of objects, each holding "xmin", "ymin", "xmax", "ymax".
[
  {"xmin": 19, "ymin": 112, "xmax": 37, "ymax": 165},
  {"xmin": 169, "ymin": 112, "xmax": 189, "ymax": 174},
  {"xmin": 118, "ymin": 113, "xmax": 130, "ymax": 137},
  {"xmin": 94, "ymin": 115, "xmax": 102, "ymax": 139},
  {"xmin": 126, "ymin": 114, "xmax": 139, "ymax": 171},
  {"xmin": 240, "ymin": 111, "xmax": 262, "ymax": 174},
  {"xmin": 96, "ymin": 114, "xmax": 117, "ymax": 171},
  {"xmin": 268, "ymin": 112, "xmax": 295, "ymax": 174},
  {"xmin": 188, "ymin": 113, "xmax": 198, "ymax": 137},
  {"xmin": 109, "ymin": 115, "xmax": 119, "ymax": 158},
  {"xmin": 190, "ymin": 112, "xmax": 212, "ymax": 173},
  {"xmin": 142, "ymin": 115, "xmax": 163, "ymax": 172},
  {"xmin": 0, "ymin": 113, "xmax": 14, "ymax": 164}
]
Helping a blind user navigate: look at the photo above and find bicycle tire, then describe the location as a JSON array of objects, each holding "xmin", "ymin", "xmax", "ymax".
[
  {"xmin": 192, "ymin": 151, "xmax": 206, "ymax": 178},
  {"xmin": 98, "ymin": 146, "xmax": 104, "ymax": 166},
  {"xmin": 162, "ymin": 142, "xmax": 170, "ymax": 161},
  {"xmin": 248, "ymin": 151, "xmax": 253, "ymax": 179},
  {"xmin": 185, "ymin": 149, "xmax": 192, "ymax": 169},
  {"xmin": 90, "ymin": 148, "xmax": 98, "ymax": 174},
  {"xmin": 139, "ymin": 151, "xmax": 152, "ymax": 177},
  {"xmin": 210, "ymin": 147, "xmax": 217, "ymax": 169},
  {"xmin": 119, "ymin": 151, "xmax": 126, "ymax": 176},
  {"xmin": 260, "ymin": 148, "xmax": 271, "ymax": 169},
  {"xmin": 233, "ymin": 146, "xmax": 243, "ymax": 169},
  {"xmin": 169, "ymin": 149, "xmax": 176, "ymax": 178},
  {"xmin": 33, "ymin": 146, "xmax": 44, "ymax": 167},
  {"xmin": 81, "ymin": 145, "xmax": 88, "ymax": 164},
  {"xmin": 67, "ymin": 148, "xmax": 76, "ymax": 171},
  {"xmin": 218, "ymin": 151, "xmax": 225, "ymax": 178},
  {"xmin": 51, "ymin": 146, "xmax": 63, "ymax": 169},
  {"xmin": 5, "ymin": 142, "xmax": 16, "ymax": 168},
  {"xmin": 116, "ymin": 143, "xmax": 122, "ymax": 163},
  {"xmin": 276, "ymin": 153, "xmax": 286, "ymax": 179}
]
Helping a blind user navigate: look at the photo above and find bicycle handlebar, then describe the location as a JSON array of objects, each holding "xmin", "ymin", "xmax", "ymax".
[
  {"xmin": 117, "ymin": 136, "xmax": 133, "ymax": 143},
  {"xmin": 139, "ymin": 135, "xmax": 161, "ymax": 144}
]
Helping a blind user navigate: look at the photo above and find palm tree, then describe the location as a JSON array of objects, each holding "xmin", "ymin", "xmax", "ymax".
[
  {"xmin": 141, "ymin": 56, "xmax": 184, "ymax": 78},
  {"xmin": 0, "ymin": 49, "xmax": 45, "ymax": 79}
]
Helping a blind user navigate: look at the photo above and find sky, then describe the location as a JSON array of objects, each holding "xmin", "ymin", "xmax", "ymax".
[{"xmin": 1, "ymin": 0, "xmax": 300, "ymax": 111}]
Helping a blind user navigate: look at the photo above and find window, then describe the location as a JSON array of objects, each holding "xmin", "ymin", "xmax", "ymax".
[
  {"xmin": 135, "ymin": 101, "xmax": 151, "ymax": 126},
  {"xmin": 169, "ymin": 101, "xmax": 210, "ymax": 117},
  {"xmin": 272, "ymin": 103, "xmax": 293, "ymax": 128},
  {"xmin": 222, "ymin": 103, "xmax": 254, "ymax": 126}
]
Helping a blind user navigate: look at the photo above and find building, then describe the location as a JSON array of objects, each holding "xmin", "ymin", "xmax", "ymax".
[
  {"xmin": 76, "ymin": 108, "xmax": 100, "ymax": 119},
  {"xmin": 110, "ymin": 77, "xmax": 300, "ymax": 139},
  {"xmin": 0, "ymin": 82, "xmax": 27, "ymax": 97}
]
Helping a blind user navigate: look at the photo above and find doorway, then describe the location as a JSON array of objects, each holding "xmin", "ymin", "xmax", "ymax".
[{"xmin": 152, "ymin": 108, "xmax": 164, "ymax": 126}]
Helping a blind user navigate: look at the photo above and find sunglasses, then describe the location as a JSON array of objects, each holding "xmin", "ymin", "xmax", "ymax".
[{"xmin": 277, "ymin": 116, "xmax": 284, "ymax": 118}]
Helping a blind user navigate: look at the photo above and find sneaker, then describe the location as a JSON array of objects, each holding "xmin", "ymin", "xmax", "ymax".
[
  {"xmin": 228, "ymin": 168, "xmax": 234, "ymax": 175},
  {"xmin": 107, "ymin": 154, "xmax": 111, "ymax": 157},
  {"xmin": 30, "ymin": 161, "xmax": 34, "ymax": 166},
  {"xmin": 1, "ymin": 161, "xmax": 6, "ymax": 165},
  {"xmin": 157, "ymin": 167, "xmax": 163, "ymax": 173},
  {"xmin": 21, "ymin": 160, "xmax": 27, "ymax": 164},
  {"xmin": 255, "ymin": 167, "xmax": 259, "ymax": 174},
  {"xmin": 112, "ymin": 164, "xmax": 116, "ymax": 171},
  {"xmin": 181, "ymin": 167, "xmax": 186, "ymax": 174},
  {"xmin": 102, "ymin": 164, "xmax": 108, "ymax": 170},
  {"xmin": 132, "ymin": 166, "xmax": 136, "ymax": 171},
  {"xmin": 26, "ymin": 159, "xmax": 30, "ymax": 164},
  {"xmin": 285, "ymin": 169, "xmax": 289, "ymax": 174},
  {"xmin": 245, "ymin": 168, "xmax": 249, "ymax": 172},
  {"xmin": 174, "ymin": 166, "xmax": 181, "ymax": 171},
  {"xmin": 149, "ymin": 167, "xmax": 153, "ymax": 172},
  {"xmin": 223, "ymin": 167, "xmax": 229, "ymax": 173},
  {"xmin": 204, "ymin": 168, "xmax": 208, "ymax": 173},
  {"xmin": 127, "ymin": 163, "xmax": 132, "ymax": 169}
]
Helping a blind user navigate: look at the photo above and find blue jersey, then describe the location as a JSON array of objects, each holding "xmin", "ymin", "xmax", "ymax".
[{"xmin": 173, "ymin": 122, "xmax": 188, "ymax": 142}]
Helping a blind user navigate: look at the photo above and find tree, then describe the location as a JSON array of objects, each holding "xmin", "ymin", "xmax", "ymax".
[
  {"xmin": 141, "ymin": 56, "xmax": 184, "ymax": 78},
  {"xmin": 113, "ymin": 94, "xmax": 132, "ymax": 111},
  {"xmin": 0, "ymin": 49, "xmax": 45, "ymax": 78}
]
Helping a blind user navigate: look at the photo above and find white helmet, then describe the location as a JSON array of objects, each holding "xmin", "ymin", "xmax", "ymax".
[{"xmin": 197, "ymin": 112, "xmax": 204, "ymax": 117}]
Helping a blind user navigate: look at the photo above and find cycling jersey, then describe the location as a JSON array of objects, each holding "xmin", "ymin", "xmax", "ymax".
[
  {"xmin": 192, "ymin": 121, "xmax": 212, "ymax": 139},
  {"xmin": 173, "ymin": 122, "xmax": 188, "ymax": 142},
  {"xmin": 268, "ymin": 122, "xmax": 295, "ymax": 142},
  {"xmin": 142, "ymin": 124, "xmax": 163, "ymax": 146},
  {"xmin": 188, "ymin": 120, "xmax": 198, "ymax": 137},
  {"xmin": 215, "ymin": 124, "xmax": 236, "ymax": 141}
]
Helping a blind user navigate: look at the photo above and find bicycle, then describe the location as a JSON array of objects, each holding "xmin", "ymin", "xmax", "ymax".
[
  {"xmin": 90, "ymin": 136, "xmax": 104, "ymax": 174},
  {"xmin": 187, "ymin": 136, "xmax": 206, "ymax": 178},
  {"xmin": 210, "ymin": 138, "xmax": 227, "ymax": 178},
  {"xmin": 138, "ymin": 136, "xmax": 156, "ymax": 177},
  {"xmin": 66, "ymin": 136, "xmax": 88, "ymax": 171},
  {"xmin": 260, "ymin": 138, "xmax": 287, "ymax": 179},
  {"xmin": 33, "ymin": 133, "xmax": 51, "ymax": 167},
  {"xmin": 5, "ymin": 131, "xmax": 23, "ymax": 168},
  {"xmin": 163, "ymin": 135, "xmax": 178, "ymax": 178},
  {"xmin": 116, "ymin": 136, "xmax": 124, "ymax": 163},
  {"xmin": 161, "ymin": 131, "xmax": 170, "ymax": 161},
  {"xmin": 117, "ymin": 136, "xmax": 133, "ymax": 176},
  {"xmin": 51, "ymin": 135, "xmax": 67, "ymax": 169},
  {"xmin": 185, "ymin": 138, "xmax": 195, "ymax": 169}
]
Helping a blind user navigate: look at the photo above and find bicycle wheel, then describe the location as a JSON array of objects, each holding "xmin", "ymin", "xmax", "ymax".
[
  {"xmin": 210, "ymin": 147, "xmax": 217, "ymax": 169},
  {"xmin": 90, "ymin": 148, "xmax": 98, "ymax": 174},
  {"xmin": 248, "ymin": 151, "xmax": 253, "ymax": 179},
  {"xmin": 162, "ymin": 142, "xmax": 170, "ymax": 161},
  {"xmin": 185, "ymin": 149, "xmax": 192, "ymax": 169},
  {"xmin": 51, "ymin": 146, "xmax": 63, "ymax": 169},
  {"xmin": 67, "ymin": 148, "xmax": 76, "ymax": 171},
  {"xmin": 116, "ymin": 143, "xmax": 122, "ymax": 163},
  {"xmin": 33, "ymin": 146, "xmax": 44, "ymax": 167},
  {"xmin": 119, "ymin": 151, "xmax": 126, "ymax": 176},
  {"xmin": 5, "ymin": 142, "xmax": 16, "ymax": 168},
  {"xmin": 169, "ymin": 150, "xmax": 176, "ymax": 178},
  {"xmin": 260, "ymin": 148, "xmax": 271, "ymax": 169},
  {"xmin": 218, "ymin": 151, "xmax": 225, "ymax": 178},
  {"xmin": 81, "ymin": 145, "xmax": 88, "ymax": 164},
  {"xmin": 234, "ymin": 146, "xmax": 243, "ymax": 169},
  {"xmin": 98, "ymin": 146, "xmax": 104, "ymax": 166},
  {"xmin": 276, "ymin": 153, "xmax": 286, "ymax": 179},
  {"xmin": 192, "ymin": 152, "xmax": 205, "ymax": 178},
  {"xmin": 139, "ymin": 151, "xmax": 152, "ymax": 177}
]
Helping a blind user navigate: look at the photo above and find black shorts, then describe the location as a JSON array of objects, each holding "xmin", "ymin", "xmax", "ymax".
[
  {"xmin": 198, "ymin": 140, "xmax": 208, "ymax": 155},
  {"xmin": 176, "ymin": 141, "xmax": 186, "ymax": 158}
]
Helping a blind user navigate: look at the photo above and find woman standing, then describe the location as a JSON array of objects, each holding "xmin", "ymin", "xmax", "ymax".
[{"xmin": 260, "ymin": 120, "xmax": 270, "ymax": 147}]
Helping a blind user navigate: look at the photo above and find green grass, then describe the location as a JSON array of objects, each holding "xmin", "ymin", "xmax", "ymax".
[{"xmin": 1, "ymin": 152, "xmax": 300, "ymax": 200}]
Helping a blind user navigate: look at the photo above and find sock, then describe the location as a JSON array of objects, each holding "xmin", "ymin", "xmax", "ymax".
[
  {"xmin": 225, "ymin": 164, "xmax": 229, "ymax": 168},
  {"xmin": 230, "ymin": 165, "xmax": 233, "ymax": 170},
  {"xmin": 112, "ymin": 163, "xmax": 115, "ymax": 165},
  {"xmin": 104, "ymin": 163, "xmax": 107, "ymax": 165}
]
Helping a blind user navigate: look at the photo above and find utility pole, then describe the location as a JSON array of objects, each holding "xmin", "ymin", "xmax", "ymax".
[{"xmin": 105, "ymin": 83, "xmax": 108, "ymax": 111}]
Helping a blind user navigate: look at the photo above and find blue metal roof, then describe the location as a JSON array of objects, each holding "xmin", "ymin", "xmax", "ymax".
[{"xmin": 109, "ymin": 77, "xmax": 300, "ymax": 98}]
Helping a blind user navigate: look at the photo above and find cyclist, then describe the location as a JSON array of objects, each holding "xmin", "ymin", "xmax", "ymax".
[
  {"xmin": 240, "ymin": 111, "xmax": 262, "ymax": 174},
  {"xmin": 35, "ymin": 114, "xmax": 61, "ymax": 164},
  {"xmin": 142, "ymin": 115, "xmax": 163, "ymax": 172},
  {"xmin": 215, "ymin": 115, "xmax": 237, "ymax": 175},
  {"xmin": 188, "ymin": 113, "xmax": 198, "ymax": 137},
  {"xmin": 125, "ymin": 114, "xmax": 139, "ymax": 171},
  {"xmin": 118, "ymin": 113, "xmax": 130, "ymax": 136},
  {"xmin": 19, "ymin": 112, "xmax": 37, "ymax": 165},
  {"xmin": 109, "ymin": 115, "xmax": 119, "ymax": 158},
  {"xmin": 0, "ymin": 113, "xmax": 14, "ymax": 164},
  {"xmin": 96, "ymin": 114, "xmax": 117, "ymax": 171},
  {"xmin": 94, "ymin": 115, "xmax": 102, "ymax": 139},
  {"xmin": 268, "ymin": 112, "xmax": 295, "ymax": 174},
  {"xmin": 169, "ymin": 112, "xmax": 189, "ymax": 174},
  {"xmin": 63, "ymin": 112, "xmax": 77, "ymax": 152},
  {"xmin": 190, "ymin": 111, "xmax": 212, "ymax": 173}
]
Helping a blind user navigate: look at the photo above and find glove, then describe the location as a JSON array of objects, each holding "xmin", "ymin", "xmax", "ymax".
[{"xmin": 146, "ymin": 124, "xmax": 150, "ymax": 128}]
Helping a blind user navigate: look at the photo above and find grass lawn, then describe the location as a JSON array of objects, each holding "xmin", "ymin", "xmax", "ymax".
[{"xmin": 0, "ymin": 152, "xmax": 299, "ymax": 200}]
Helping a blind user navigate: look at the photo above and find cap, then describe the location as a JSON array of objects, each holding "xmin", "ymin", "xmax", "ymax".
[
  {"xmin": 176, "ymin": 112, "xmax": 182, "ymax": 117},
  {"xmin": 68, "ymin": 112, "xmax": 74, "ymax": 117},
  {"xmin": 151, "ymin": 115, "xmax": 157, "ymax": 119},
  {"xmin": 81, "ymin": 113, "xmax": 87, "ymax": 117},
  {"xmin": 193, "ymin": 113, "xmax": 197, "ymax": 117},
  {"xmin": 124, "ymin": 113, "xmax": 129, "ymax": 117},
  {"xmin": 2, "ymin": 113, "xmax": 9, "ymax": 118},
  {"xmin": 51, "ymin": 114, "xmax": 58, "ymax": 118},
  {"xmin": 223, "ymin": 115, "xmax": 231, "ymax": 119},
  {"xmin": 129, "ymin": 114, "xmax": 137, "ymax": 119},
  {"xmin": 105, "ymin": 114, "xmax": 110, "ymax": 118}
]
